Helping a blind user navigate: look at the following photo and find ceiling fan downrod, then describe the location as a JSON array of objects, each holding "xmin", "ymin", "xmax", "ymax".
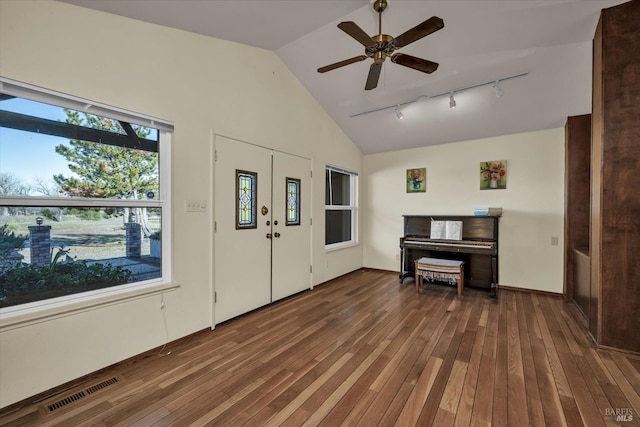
[{"xmin": 374, "ymin": 0, "xmax": 388, "ymax": 35}]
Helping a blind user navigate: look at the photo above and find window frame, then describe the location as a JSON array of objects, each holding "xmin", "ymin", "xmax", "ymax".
[
  {"xmin": 325, "ymin": 165, "xmax": 358, "ymax": 250},
  {"xmin": 0, "ymin": 77, "xmax": 174, "ymax": 320}
]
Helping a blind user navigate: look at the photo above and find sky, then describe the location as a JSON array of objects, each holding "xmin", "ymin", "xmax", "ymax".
[{"xmin": 0, "ymin": 98, "xmax": 72, "ymax": 193}]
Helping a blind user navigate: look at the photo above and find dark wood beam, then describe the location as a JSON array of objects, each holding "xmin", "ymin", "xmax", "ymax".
[{"xmin": 0, "ymin": 110, "xmax": 158, "ymax": 153}]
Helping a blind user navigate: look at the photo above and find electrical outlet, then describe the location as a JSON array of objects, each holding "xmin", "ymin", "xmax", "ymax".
[
  {"xmin": 551, "ymin": 236, "xmax": 559, "ymax": 246},
  {"xmin": 185, "ymin": 199, "xmax": 207, "ymax": 212},
  {"xmin": 395, "ymin": 254, "xmax": 400, "ymax": 261}
]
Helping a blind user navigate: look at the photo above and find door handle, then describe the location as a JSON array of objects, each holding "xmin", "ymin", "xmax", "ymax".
[
  {"xmin": 274, "ymin": 232, "xmax": 281, "ymax": 238},
  {"xmin": 266, "ymin": 233, "xmax": 272, "ymax": 239}
]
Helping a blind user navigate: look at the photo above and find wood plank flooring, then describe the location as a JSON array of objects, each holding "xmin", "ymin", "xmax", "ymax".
[{"xmin": 1, "ymin": 269, "xmax": 639, "ymax": 426}]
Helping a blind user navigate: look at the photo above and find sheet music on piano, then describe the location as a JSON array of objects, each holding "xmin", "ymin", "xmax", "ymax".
[{"xmin": 430, "ymin": 220, "xmax": 463, "ymax": 240}]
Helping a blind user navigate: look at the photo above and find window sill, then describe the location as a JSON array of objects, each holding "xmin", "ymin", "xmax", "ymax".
[
  {"xmin": 325, "ymin": 241, "xmax": 359, "ymax": 252},
  {"xmin": 0, "ymin": 281, "xmax": 180, "ymax": 332}
]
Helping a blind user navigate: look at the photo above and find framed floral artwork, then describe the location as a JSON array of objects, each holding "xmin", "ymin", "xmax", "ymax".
[
  {"xmin": 480, "ymin": 160, "xmax": 507, "ymax": 190},
  {"xmin": 406, "ymin": 168, "xmax": 426, "ymax": 193}
]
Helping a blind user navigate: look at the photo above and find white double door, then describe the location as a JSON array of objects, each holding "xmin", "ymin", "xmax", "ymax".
[{"xmin": 214, "ymin": 136, "xmax": 311, "ymax": 324}]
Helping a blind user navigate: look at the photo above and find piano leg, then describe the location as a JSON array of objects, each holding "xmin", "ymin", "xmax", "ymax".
[
  {"xmin": 489, "ymin": 283, "xmax": 498, "ymax": 298},
  {"xmin": 399, "ymin": 246, "xmax": 405, "ymax": 283},
  {"xmin": 399, "ymin": 246, "xmax": 414, "ymax": 284},
  {"xmin": 489, "ymin": 255, "xmax": 498, "ymax": 298}
]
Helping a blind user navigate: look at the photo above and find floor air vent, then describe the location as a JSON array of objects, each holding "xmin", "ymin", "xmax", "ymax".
[
  {"xmin": 47, "ymin": 391, "xmax": 86, "ymax": 412},
  {"xmin": 86, "ymin": 377, "xmax": 118, "ymax": 394},
  {"xmin": 46, "ymin": 377, "xmax": 119, "ymax": 412}
]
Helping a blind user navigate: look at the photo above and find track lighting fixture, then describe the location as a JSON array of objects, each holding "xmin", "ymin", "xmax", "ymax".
[
  {"xmin": 350, "ymin": 71, "xmax": 528, "ymax": 118},
  {"xmin": 493, "ymin": 80, "xmax": 504, "ymax": 98},
  {"xmin": 395, "ymin": 105, "xmax": 404, "ymax": 120}
]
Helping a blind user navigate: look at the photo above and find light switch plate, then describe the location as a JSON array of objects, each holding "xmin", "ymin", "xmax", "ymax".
[{"xmin": 185, "ymin": 200, "xmax": 206, "ymax": 212}]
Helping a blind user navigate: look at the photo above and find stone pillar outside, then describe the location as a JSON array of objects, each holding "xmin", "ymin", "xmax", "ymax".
[
  {"xmin": 28, "ymin": 225, "xmax": 51, "ymax": 266},
  {"xmin": 125, "ymin": 222, "xmax": 141, "ymax": 258}
]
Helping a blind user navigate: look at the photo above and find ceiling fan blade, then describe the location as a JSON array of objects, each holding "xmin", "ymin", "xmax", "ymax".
[
  {"xmin": 318, "ymin": 55, "xmax": 368, "ymax": 73},
  {"xmin": 393, "ymin": 16, "xmax": 444, "ymax": 49},
  {"xmin": 391, "ymin": 53, "xmax": 439, "ymax": 74},
  {"xmin": 338, "ymin": 21, "xmax": 375, "ymax": 47},
  {"xmin": 365, "ymin": 62, "xmax": 383, "ymax": 90}
]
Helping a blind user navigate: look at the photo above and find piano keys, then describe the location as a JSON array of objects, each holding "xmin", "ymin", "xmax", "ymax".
[
  {"xmin": 401, "ymin": 237, "xmax": 494, "ymax": 253},
  {"xmin": 399, "ymin": 215, "xmax": 500, "ymax": 292}
]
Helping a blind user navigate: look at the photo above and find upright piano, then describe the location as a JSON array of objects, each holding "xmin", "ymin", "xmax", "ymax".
[{"xmin": 400, "ymin": 215, "xmax": 500, "ymax": 292}]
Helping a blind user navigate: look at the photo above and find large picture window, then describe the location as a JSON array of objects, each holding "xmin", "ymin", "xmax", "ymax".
[
  {"xmin": 325, "ymin": 165, "xmax": 357, "ymax": 249},
  {"xmin": 0, "ymin": 78, "xmax": 172, "ymax": 311}
]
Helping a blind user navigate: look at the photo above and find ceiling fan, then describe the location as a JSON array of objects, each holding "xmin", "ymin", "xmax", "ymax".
[{"xmin": 317, "ymin": 0, "xmax": 444, "ymax": 90}]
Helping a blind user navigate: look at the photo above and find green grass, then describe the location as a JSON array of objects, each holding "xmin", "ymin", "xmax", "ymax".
[{"xmin": 1, "ymin": 213, "xmax": 160, "ymax": 262}]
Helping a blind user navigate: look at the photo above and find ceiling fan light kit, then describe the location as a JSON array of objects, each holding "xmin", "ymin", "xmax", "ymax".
[{"xmin": 318, "ymin": 0, "xmax": 444, "ymax": 90}]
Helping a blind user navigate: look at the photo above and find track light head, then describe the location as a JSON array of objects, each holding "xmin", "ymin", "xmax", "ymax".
[
  {"xmin": 395, "ymin": 105, "xmax": 404, "ymax": 120},
  {"xmin": 493, "ymin": 80, "xmax": 504, "ymax": 98},
  {"xmin": 449, "ymin": 92, "xmax": 456, "ymax": 109}
]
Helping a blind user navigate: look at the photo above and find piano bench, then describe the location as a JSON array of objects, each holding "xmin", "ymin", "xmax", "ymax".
[{"xmin": 414, "ymin": 257, "xmax": 464, "ymax": 299}]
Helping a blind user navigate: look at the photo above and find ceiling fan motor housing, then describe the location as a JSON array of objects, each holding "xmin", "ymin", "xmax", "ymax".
[{"xmin": 367, "ymin": 34, "xmax": 396, "ymax": 59}]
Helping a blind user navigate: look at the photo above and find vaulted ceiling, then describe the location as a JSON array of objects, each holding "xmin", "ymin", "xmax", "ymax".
[{"xmin": 59, "ymin": 0, "xmax": 627, "ymax": 154}]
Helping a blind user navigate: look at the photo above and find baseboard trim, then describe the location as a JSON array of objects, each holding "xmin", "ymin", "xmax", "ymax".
[
  {"xmin": 596, "ymin": 344, "xmax": 640, "ymax": 359},
  {"xmin": 496, "ymin": 284, "xmax": 563, "ymax": 297},
  {"xmin": 361, "ymin": 267, "xmax": 398, "ymax": 275}
]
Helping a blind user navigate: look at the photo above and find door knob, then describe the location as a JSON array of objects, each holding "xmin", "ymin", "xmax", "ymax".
[
  {"xmin": 274, "ymin": 232, "xmax": 281, "ymax": 238},
  {"xmin": 266, "ymin": 233, "xmax": 272, "ymax": 239}
]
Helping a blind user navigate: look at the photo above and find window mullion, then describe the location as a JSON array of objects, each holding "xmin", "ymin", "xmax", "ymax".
[{"xmin": 0, "ymin": 196, "xmax": 162, "ymax": 208}]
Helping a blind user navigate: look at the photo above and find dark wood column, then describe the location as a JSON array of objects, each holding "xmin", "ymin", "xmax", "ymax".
[
  {"xmin": 563, "ymin": 114, "xmax": 591, "ymax": 320},
  {"xmin": 591, "ymin": 0, "xmax": 640, "ymax": 353}
]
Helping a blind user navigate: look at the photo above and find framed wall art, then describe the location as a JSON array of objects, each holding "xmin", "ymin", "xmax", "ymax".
[
  {"xmin": 406, "ymin": 168, "xmax": 426, "ymax": 193},
  {"xmin": 480, "ymin": 160, "xmax": 507, "ymax": 190}
]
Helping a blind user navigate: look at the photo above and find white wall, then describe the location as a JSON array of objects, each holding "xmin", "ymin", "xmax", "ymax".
[
  {"xmin": 363, "ymin": 128, "xmax": 565, "ymax": 293},
  {"xmin": 0, "ymin": 0, "xmax": 362, "ymax": 407}
]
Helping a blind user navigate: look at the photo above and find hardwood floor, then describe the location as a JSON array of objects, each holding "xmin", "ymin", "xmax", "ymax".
[{"xmin": 1, "ymin": 269, "xmax": 639, "ymax": 426}]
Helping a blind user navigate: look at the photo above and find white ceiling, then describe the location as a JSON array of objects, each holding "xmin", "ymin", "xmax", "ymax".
[{"xmin": 59, "ymin": 0, "xmax": 626, "ymax": 154}]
